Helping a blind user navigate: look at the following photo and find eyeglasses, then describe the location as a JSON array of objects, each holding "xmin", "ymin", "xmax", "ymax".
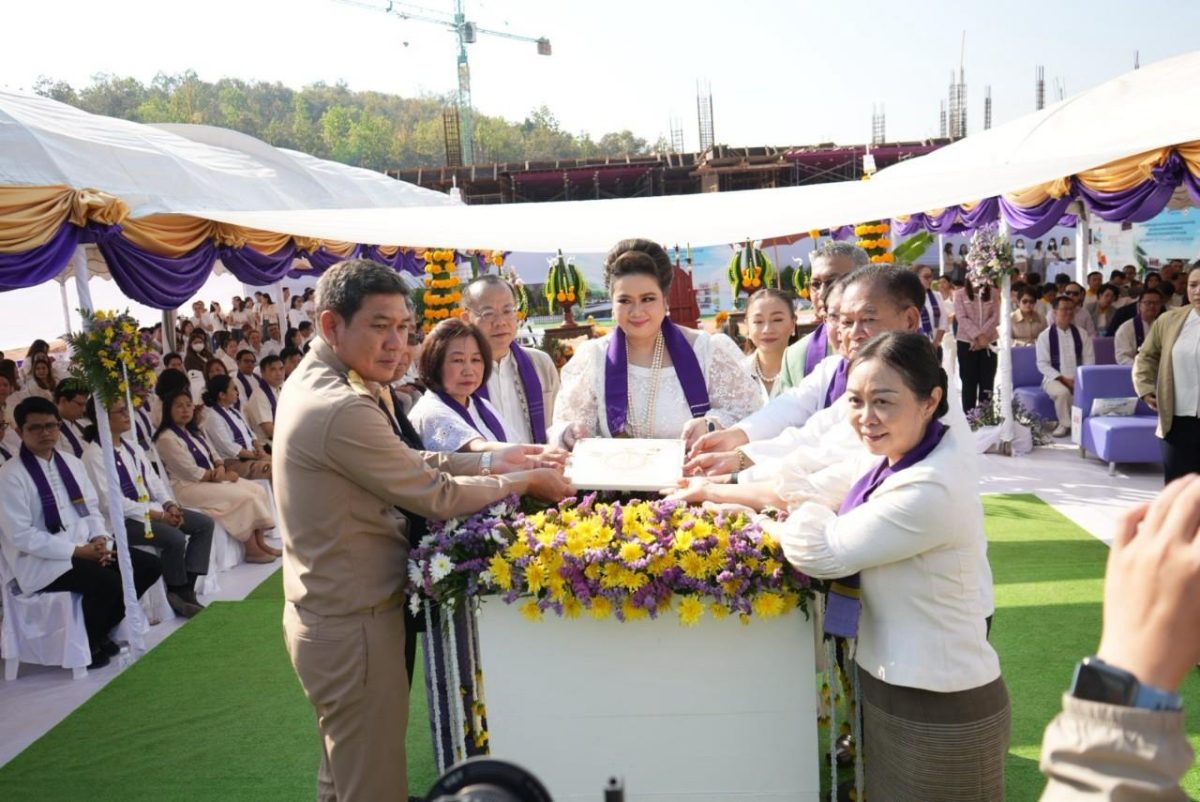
[
  {"xmin": 474, "ymin": 307, "xmax": 519, "ymax": 322},
  {"xmin": 1064, "ymin": 290, "xmax": 1083, "ymax": 296},
  {"xmin": 809, "ymin": 279, "xmax": 830, "ymax": 291},
  {"xmin": 23, "ymin": 422, "xmax": 61, "ymax": 434}
]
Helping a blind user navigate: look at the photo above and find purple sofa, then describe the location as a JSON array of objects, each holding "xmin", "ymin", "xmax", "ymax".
[
  {"xmin": 1073, "ymin": 365, "xmax": 1160, "ymax": 474},
  {"xmin": 1010, "ymin": 346, "xmax": 1057, "ymax": 423},
  {"xmin": 1092, "ymin": 337, "xmax": 1116, "ymax": 366}
]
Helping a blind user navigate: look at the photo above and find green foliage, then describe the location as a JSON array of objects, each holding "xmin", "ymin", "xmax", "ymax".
[
  {"xmin": 34, "ymin": 72, "xmax": 664, "ymax": 170},
  {"xmin": 892, "ymin": 231, "xmax": 935, "ymax": 266}
]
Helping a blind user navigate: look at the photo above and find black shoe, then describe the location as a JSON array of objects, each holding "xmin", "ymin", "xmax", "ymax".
[
  {"xmin": 88, "ymin": 650, "xmax": 111, "ymax": 670},
  {"xmin": 99, "ymin": 638, "xmax": 121, "ymax": 657},
  {"xmin": 181, "ymin": 588, "xmax": 206, "ymax": 608},
  {"xmin": 167, "ymin": 591, "xmax": 204, "ymax": 618}
]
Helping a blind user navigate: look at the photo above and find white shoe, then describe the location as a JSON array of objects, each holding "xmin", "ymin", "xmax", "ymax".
[{"xmin": 1052, "ymin": 425, "xmax": 1070, "ymax": 437}]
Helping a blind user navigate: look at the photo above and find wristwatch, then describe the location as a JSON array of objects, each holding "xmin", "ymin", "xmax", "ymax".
[
  {"xmin": 480, "ymin": 452, "xmax": 493, "ymax": 476},
  {"xmin": 1069, "ymin": 657, "xmax": 1183, "ymax": 711}
]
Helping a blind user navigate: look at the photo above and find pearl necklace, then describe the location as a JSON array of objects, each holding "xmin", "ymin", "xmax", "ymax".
[
  {"xmin": 752, "ymin": 352, "xmax": 781, "ymax": 384},
  {"xmin": 626, "ymin": 332, "xmax": 665, "ymax": 437}
]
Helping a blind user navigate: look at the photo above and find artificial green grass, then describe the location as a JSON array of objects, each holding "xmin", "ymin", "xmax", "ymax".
[{"xmin": 2, "ymin": 495, "xmax": 1197, "ymax": 800}]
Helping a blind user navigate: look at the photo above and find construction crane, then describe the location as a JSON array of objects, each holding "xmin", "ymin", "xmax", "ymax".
[{"xmin": 336, "ymin": 0, "xmax": 552, "ymax": 165}]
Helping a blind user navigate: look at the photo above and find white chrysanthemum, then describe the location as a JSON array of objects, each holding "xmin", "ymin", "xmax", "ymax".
[
  {"xmin": 407, "ymin": 560, "xmax": 424, "ymax": 585},
  {"xmin": 489, "ymin": 528, "xmax": 507, "ymax": 544},
  {"xmin": 429, "ymin": 553, "xmax": 455, "ymax": 582},
  {"xmin": 479, "ymin": 569, "xmax": 495, "ymax": 585},
  {"xmin": 408, "ymin": 594, "xmax": 422, "ymax": 617},
  {"xmin": 488, "ymin": 503, "xmax": 509, "ymax": 517},
  {"xmin": 443, "ymin": 518, "xmax": 461, "ymax": 533}
]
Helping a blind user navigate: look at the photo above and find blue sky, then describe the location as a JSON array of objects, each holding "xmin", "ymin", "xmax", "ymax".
[{"xmin": 2, "ymin": 0, "xmax": 1197, "ymax": 148}]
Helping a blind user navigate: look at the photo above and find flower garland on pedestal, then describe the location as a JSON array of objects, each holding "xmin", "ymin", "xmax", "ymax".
[
  {"xmin": 726, "ymin": 240, "xmax": 776, "ymax": 307},
  {"xmin": 854, "ymin": 222, "xmax": 894, "ymax": 264},
  {"xmin": 422, "ymin": 249, "xmax": 464, "ymax": 332},
  {"xmin": 544, "ymin": 250, "xmax": 586, "ymax": 327}
]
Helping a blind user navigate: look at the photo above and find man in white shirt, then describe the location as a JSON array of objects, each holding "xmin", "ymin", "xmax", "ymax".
[
  {"xmin": 1036, "ymin": 296, "xmax": 1096, "ymax": 437},
  {"xmin": 0, "ymin": 397, "xmax": 161, "ymax": 668},
  {"xmin": 54, "ymin": 380, "xmax": 90, "ymax": 459},
  {"xmin": 779, "ymin": 242, "xmax": 868, "ymax": 387},
  {"xmin": 233, "ymin": 349, "xmax": 260, "ymax": 410},
  {"xmin": 1062, "ymin": 283, "xmax": 1097, "ymax": 337},
  {"xmin": 246, "ymin": 354, "xmax": 285, "ymax": 443},
  {"xmin": 915, "ymin": 264, "xmax": 946, "ymax": 348},
  {"xmin": 260, "ymin": 322, "xmax": 283, "ymax": 358},
  {"xmin": 1114, "ymin": 288, "xmax": 1165, "ymax": 366},
  {"xmin": 460, "ymin": 275, "xmax": 559, "ymax": 445},
  {"xmin": 243, "ymin": 328, "xmax": 264, "ymax": 360}
]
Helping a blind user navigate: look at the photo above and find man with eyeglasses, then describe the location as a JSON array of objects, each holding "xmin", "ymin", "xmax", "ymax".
[
  {"xmin": 460, "ymin": 275, "xmax": 559, "ymax": 445},
  {"xmin": 1115, "ymin": 288, "xmax": 1165, "ymax": 365},
  {"xmin": 1062, "ymin": 282, "xmax": 1098, "ymax": 337},
  {"xmin": 0, "ymin": 397, "xmax": 161, "ymax": 669},
  {"xmin": 1011, "ymin": 288, "xmax": 1048, "ymax": 346},
  {"xmin": 779, "ymin": 241, "xmax": 869, "ymax": 389}
]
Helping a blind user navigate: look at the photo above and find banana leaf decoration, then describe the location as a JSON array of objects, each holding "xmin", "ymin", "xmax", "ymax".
[
  {"xmin": 727, "ymin": 240, "xmax": 776, "ymax": 297},
  {"xmin": 544, "ymin": 250, "xmax": 586, "ymax": 309},
  {"xmin": 891, "ymin": 231, "xmax": 936, "ymax": 266}
]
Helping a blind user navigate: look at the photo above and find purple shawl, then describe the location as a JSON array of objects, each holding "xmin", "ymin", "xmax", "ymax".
[
  {"xmin": 169, "ymin": 424, "xmax": 213, "ymax": 470},
  {"xmin": 804, "ymin": 322, "xmax": 829, "ymax": 376},
  {"xmin": 822, "ymin": 359, "xmax": 849, "ymax": 408},
  {"xmin": 18, "ymin": 445, "xmax": 91, "ymax": 533},
  {"xmin": 1049, "ymin": 324, "xmax": 1083, "ymax": 372},
  {"xmin": 476, "ymin": 343, "xmax": 547, "ymax": 444},
  {"xmin": 604, "ymin": 320, "xmax": 710, "ymax": 436},
  {"xmin": 433, "ymin": 389, "xmax": 508, "ymax": 442}
]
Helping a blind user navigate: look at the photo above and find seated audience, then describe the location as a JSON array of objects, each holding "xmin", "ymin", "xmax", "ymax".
[
  {"xmin": 1114, "ymin": 288, "xmax": 1164, "ymax": 365},
  {"xmin": 53, "ymin": 379, "xmax": 91, "ymax": 459},
  {"xmin": 1011, "ymin": 288, "xmax": 1048, "ymax": 346},
  {"xmin": 182, "ymin": 329, "xmax": 214, "ymax": 374},
  {"xmin": 0, "ymin": 397, "xmax": 161, "ymax": 669},
  {"xmin": 1036, "ymin": 296, "xmax": 1096, "ymax": 438},
  {"xmin": 200, "ymin": 375, "xmax": 272, "ymax": 479},
  {"xmin": 246, "ymin": 355, "xmax": 284, "ymax": 443}
]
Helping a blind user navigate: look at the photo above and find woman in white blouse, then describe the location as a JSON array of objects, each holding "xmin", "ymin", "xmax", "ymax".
[
  {"xmin": 199, "ymin": 375, "xmax": 272, "ymax": 479},
  {"xmin": 550, "ymin": 239, "xmax": 761, "ymax": 448},
  {"xmin": 775, "ymin": 332, "xmax": 1006, "ymax": 799},
  {"xmin": 287, "ymin": 296, "xmax": 310, "ymax": 329},
  {"xmin": 407, "ymin": 318, "xmax": 522, "ymax": 453},
  {"xmin": 740, "ymin": 288, "xmax": 795, "ymax": 404}
]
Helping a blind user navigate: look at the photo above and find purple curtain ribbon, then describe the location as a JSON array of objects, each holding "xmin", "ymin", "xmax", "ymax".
[
  {"xmin": 804, "ymin": 322, "xmax": 828, "ymax": 376},
  {"xmin": 998, "ymin": 194, "xmax": 1076, "ymax": 239},
  {"xmin": 113, "ymin": 442, "xmax": 141, "ymax": 501},
  {"xmin": 0, "ymin": 222, "xmax": 84, "ymax": 291},
  {"xmin": 360, "ymin": 246, "xmax": 421, "ymax": 276},
  {"xmin": 604, "ymin": 321, "xmax": 711, "ymax": 436},
  {"xmin": 254, "ymin": 376, "xmax": 278, "ymax": 416},
  {"xmin": 210, "ymin": 402, "xmax": 248, "ymax": 448},
  {"xmin": 432, "ymin": 389, "xmax": 508, "ymax": 442},
  {"xmin": 169, "ymin": 424, "xmax": 213, "ymax": 470},
  {"xmin": 217, "ymin": 242, "xmax": 297, "ymax": 286},
  {"xmin": 88, "ymin": 223, "xmax": 216, "ymax": 309},
  {"xmin": 299, "ymin": 244, "xmax": 362, "ymax": 274},
  {"xmin": 59, "ymin": 422, "xmax": 84, "ymax": 458},
  {"xmin": 822, "ymin": 358, "xmax": 849, "ymax": 409},
  {"xmin": 1049, "ymin": 324, "xmax": 1083, "ymax": 372},
  {"xmin": 18, "ymin": 444, "xmax": 91, "ymax": 533},
  {"xmin": 824, "ymin": 420, "xmax": 949, "ymax": 639},
  {"xmin": 1076, "ymin": 151, "xmax": 1187, "ymax": 223},
  {"xmin": 919, "ymin": 289, "xmax": 942, "ymax": 336},
  {"xmin": 476, "ymin": 343, "xmax": 547, "ymax": 444},
  {"xmin": 1133, "ymin": 315, "xmax": 1145, "ymax": 348}
]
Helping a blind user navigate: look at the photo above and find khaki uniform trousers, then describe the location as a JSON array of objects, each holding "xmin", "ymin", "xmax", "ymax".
[
  {"xmin": 284, "ymin": 601, "xmax": 409, "ymax": 802},
  {"xmin": 1041, "ymin": 377, "xmax": 1075, "ymax": 427}
]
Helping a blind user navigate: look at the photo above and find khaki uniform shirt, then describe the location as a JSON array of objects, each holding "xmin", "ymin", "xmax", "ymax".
[{"xmin": 275, "ymin": 337, "xmax": 527, "ymax": 617}]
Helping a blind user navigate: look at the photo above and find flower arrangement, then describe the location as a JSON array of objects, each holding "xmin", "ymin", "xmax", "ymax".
[
  {"xmin": 422, "ymin": 249, "xmax": 464, "ymax": 331},
  {"xmin": 965, "ymin": 224, "xmax": 1016, "ymax": 287},
  {"xmin": 537, "ymin": 336, "xmax": 575, "ymax": 371},
  {"xmin": 726, "ymin": 240, "xmax": 776, "ymax": 299},
  {"xmin": 65, "ymin": 309, "xmax": 158, "ymax": 408},
  {"xmin": 467, "ymin": 250, "xmax": 510, "ymax": 279},
  {"xmin": 791, "ymin": 259, "xmax": 812, "ymax": 300},
  {"xmin": 966, "ymin": 395, "xmax": 1052, "ymax": 446},
  {"xmin": 855, "ymin": 222, "xmax": 894, "ymax": 264},
  {"xmin": 407, "ymin": 494, "xmax": 815, "ymax": 627},
  {"xmin": 544, "ymin": 249, "xmax": 586, "ymax": 326}
]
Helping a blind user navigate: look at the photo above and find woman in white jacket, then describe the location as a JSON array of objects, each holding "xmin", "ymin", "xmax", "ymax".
[{"xmin": 773, "ymin": 331, "xmax": 1008, "ymax": 801}]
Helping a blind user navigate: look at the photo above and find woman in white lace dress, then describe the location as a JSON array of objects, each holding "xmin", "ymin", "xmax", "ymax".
[
  {"xmin": 408, "ymin": 318, "xmax": 521, "ymax": 452},
  {"xmin": 550, "ymin": 239, "xmax": 762, "ymax": 449}
]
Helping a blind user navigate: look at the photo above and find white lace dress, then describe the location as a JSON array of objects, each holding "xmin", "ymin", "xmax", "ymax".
[
  {"xmin": 741, "ymin": 351, "xmax": 785, "ymax": 405},
  {"xmin": 408, "ymin": 392, "xmax": 516, "ymax": 452},
  {"xmin": 549, "ymin": 330, "xmax": 762, "ymax": 443}
]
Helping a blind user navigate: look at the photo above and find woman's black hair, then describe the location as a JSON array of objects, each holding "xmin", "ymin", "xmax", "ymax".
[
  {"xmin": 604, "ymin": 239, "xmax": 673, "ymax": 292},
  {"xmin": 154, "ymin": 385, "xmax": 200, "ymax": 440},
  {"xmin": 202, "ymin": 374, "xmax": 234, "ymax": 407},
  {"xmin": 850, "ymin": 331, "xmax": 950, "ymax": 419}
]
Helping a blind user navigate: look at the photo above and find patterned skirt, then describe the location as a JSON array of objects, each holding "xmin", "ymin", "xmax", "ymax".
[{"xmin": 857, "ymin": 667, "xmax": 1010, "ymax": 802}]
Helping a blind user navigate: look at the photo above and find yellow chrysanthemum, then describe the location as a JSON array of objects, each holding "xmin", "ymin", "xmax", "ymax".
[
  {"xmin": 520, "ymin": 600, "xmax": 542, "ymax": 621},
  {"xmin": 506, "ymin": 540, "xmax": 530, "ymax": 560},
  {"xmin": 621, "ymin": 599, "xmax": 649, "ymax": 621},
  {"xmin": 679, "ymin": 551, "xmax": 708, "ymax": 580},
  {"xmin": 674, "ymin": 529, "xmax": 695, "ymax": 551},
  {"xmin": 588, "ymin": 596, "xmax": 613, "ymax": 619},
  {"xmin": 710, "ymin": 603, "xmax": 730, "ymax": 620},
  {"xmin": 487, "ymin": 554, "xmax": 512, "ymax": 590},
  {"xmin": 752, "ymin": 592, "xmax": 786, "ymax": 619},
  {"xmin": 525, "ymin": 562, "xmax": 546, "ymax": 593},
  {"xmin": 678, "ymin": 596, "xmax": 704, "ymax": 627},
  {"xmin": 562, "ymin": 596, "xmax": 583, "ymax": 619},
  {"xmin": 618, "ymin": 542, "xmax": 644, "ymax": 563}
]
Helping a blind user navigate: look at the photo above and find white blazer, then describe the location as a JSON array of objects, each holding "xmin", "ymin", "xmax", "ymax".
[
  {"xmin": 767, "ymin": 425, "xmax": 1000, "ymax": 693},
  {"xmin": 737, "ymin": 353, "xmax": 844, "ymax": 442}
]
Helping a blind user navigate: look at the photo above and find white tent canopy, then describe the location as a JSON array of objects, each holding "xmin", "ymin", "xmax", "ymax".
[{"xmin": 183, "ymin": 50, "xmax": 1200, "ymax": 251}]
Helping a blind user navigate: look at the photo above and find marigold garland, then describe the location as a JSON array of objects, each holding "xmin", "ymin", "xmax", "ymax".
[
  {"xmin": 855, "ymin": 221, "xmax": 894, "ymax": 264},
  {"xmin": 421, "ymin": 249, "xmax": 463, "ymax": 331}
]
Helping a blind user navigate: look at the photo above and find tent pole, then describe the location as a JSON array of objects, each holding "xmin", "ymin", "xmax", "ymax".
[
  {"xmin": 1075, "ymin": 207, "xmax": 1090, "ymax": 285},
  {"xmin": 995, "ymin": 223, "xmax": 1015, "ymax": 454},
  {"xmin": 162, "ymin": 310, "xmax": 177, "ymax": 354},
  {"xmin": 937, "ymin": 234, "xmax": 946, "ymax": 276},
  {"xmin": 59, "ymin": 281, "xmax": 73, "ymax": 336},
  {"xmin": 72, "ymin": 244, "xmax": 149, "ymax": 655}
]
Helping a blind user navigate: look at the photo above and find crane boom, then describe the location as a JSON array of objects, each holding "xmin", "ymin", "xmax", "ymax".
[{"xmin": 334, "ymin": 0, "xmax": 551, "ymax": 165}]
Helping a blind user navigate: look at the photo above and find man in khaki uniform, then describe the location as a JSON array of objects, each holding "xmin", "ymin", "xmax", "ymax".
[
  {"xmin": 275, "ymin": 260, "xmax": 573, "ymax": 801},
  {"xmin": 460, "ymin": 275, "xmax": 560, "ymax": 444}
]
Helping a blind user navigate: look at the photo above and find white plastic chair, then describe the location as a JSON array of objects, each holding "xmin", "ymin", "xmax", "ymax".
[
  {"xmin": 195, "ymin": 521, "xmax": 244, "ymax": 597},
  {"xmin": 0, "ymin": 551, "xmax": 91, "ymax": 680}
]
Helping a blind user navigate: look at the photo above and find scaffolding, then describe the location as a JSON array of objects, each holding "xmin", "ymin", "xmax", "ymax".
[
  {"xmin": 697, "ymin": 81, "xmax": 715, "ymax": 152},
  {"xmin": 871, "ymin": 104, "xmax": 886, "ymax": 146}
]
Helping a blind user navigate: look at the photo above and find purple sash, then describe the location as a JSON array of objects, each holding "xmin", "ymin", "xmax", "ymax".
[
  {"xmin": 433, "ymin": 389, "xmax": 508, "ymax": 442},
  {"xmin": 169, "ymin": 424, "xmax": 213, "ymax": 470},
  {"xmin": 59, "ymin": 422, "xmax": 84, "ymax": 458},
  {"xmin": 476, "ymin": 343, "xmax": 547, "ymax": 444},
  {"xmin": 919, "ymin": 289, "xmax": 942, "ymax": 337},
  {"xmin": 1049, "ymin": 325, "xmax": 1083, "ymax": 372},
  {"xmin": 822, "ymin": 359, "xmax": 849, "ymax": 409},
  {"xmin": 18, "ymin": 445, "xmax": 91, "ymax": 533},
  {"xmin": 211, "ymin": 403, "xmax": 249, "ymax": 448},
  {"xmin": 803, "ymin": 322, "xmax": 828, "ymax": 376},
  {"xmin": 133, "ymin": 406, "xmax": 154, "ymax": 450},
  {"xmin": 113, "ymin": 442, "xmax": 141, "ymax": 501},
  {"xmin": 0, "ymin": 444, "xmax": 12, "ymax": 461},
  {"xmin": 824, "ymin": 421, "xmax": 949, "ymax": 639},
  {"xmin": 235, "ymin": 373, "xmax": 255, "ymax": 412},
  {"xmin": 254, "ymin": 376, "xmax": 278, "ymax": 416},
  {"xmin": 1133, "ymin": 315, "xmax": 1145, "ymax": 348},
  {"xmin": 605, "ymin": 320, "xmax": 711, "ymax": 436}
]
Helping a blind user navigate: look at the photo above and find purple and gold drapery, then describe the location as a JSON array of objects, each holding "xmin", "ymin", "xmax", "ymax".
[
  {"xmin": 0, "ymin": 185, "xmax": 427, "ymax": 309},
  {"xmin": 894, "ymin": 143, "xmax": 1200, "ymax": 237}
]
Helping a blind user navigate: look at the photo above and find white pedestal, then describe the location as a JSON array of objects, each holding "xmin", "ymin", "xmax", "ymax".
[{"xmin": 476, "ymin": 599, "xmax": 819, "ymax": 801}]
